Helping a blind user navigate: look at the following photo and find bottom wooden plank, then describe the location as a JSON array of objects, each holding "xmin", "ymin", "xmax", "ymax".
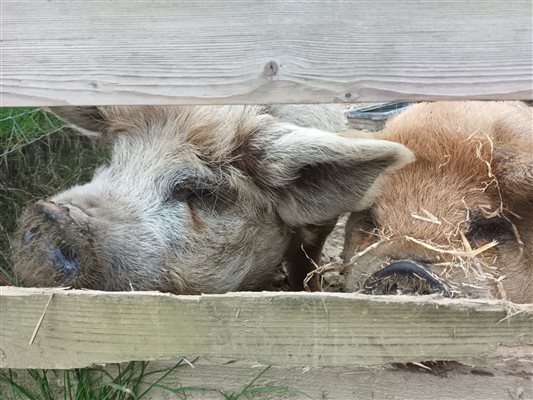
[
  {"xmin": 0, "ymin": 287, "xmax": 532, "ymax": 369},
  {"xmin": 2, "ymin": 358, "xmax": 532, "ymax": 400}
]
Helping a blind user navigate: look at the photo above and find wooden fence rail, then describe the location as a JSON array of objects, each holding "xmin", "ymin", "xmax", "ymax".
[
  {"xmin": 1, "ymin": 2, "xmax": 532, "ymax": 398},
  {"xmin": 2, "ymin": 0, "xmax": 532, "ymax": 106},
  {"xmin": 1, "ymin": 287, "xmax": 531, "ymax": 370}
]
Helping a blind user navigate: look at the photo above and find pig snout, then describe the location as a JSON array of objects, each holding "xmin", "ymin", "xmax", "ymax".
[
  {"xmin": 36, "ymin": 201, "xmax": 64, "ymax": 225},
  {"xmin": 33, "ymin": 201, "xmax": 81, "ymax": 276},
  {"xmin": 14, "ymin": 200, "xmax": 91, "ymax": 286},
  {"xmin": 364, "ymin": 261, "xmax": 450, "ymax": 297}
]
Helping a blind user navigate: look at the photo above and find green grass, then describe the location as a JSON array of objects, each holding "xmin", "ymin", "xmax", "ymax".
[
  {"xmin": 0, "ymin": 362, "xmax": 301, "ymax": 400},
  {"xmin": 0, "ymin": 107, "xmax": 108, "ymax": 285},
  {"xmin": 0, "ymin": 107, "xmax": 64, "ymax": 144},
  {"xmin": 1, "ymin": 360, "xmax": 189, "ymax": 400},
  {"xmin": 218, "ymin": 366, "xmax": 296, "ymax": 399}
]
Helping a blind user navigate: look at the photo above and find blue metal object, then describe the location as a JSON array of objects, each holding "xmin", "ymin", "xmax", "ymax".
[{"xmin": 345, "ymin": 102, "xmax": 411, "ymax": 121}]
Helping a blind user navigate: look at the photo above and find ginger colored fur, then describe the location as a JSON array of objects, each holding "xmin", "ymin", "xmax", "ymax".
[{"xmin": 343, "ymin": 102, "xmax": 533, "ymax": 304}]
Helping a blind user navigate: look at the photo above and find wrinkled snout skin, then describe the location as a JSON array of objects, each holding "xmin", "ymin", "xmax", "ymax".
[
  {"xmin": 12, "ymin": 104, "xmax": 413, "ymax": 294},
  {"xmin": 342, "ymin": 102, "xmax": 533, "ymax": 304}
]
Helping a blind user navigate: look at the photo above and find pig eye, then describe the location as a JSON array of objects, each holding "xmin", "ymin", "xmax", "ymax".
[
  {"xmin": 466, "ymin": 215, "xmax": 514, "ymax": 243},
  {"xmin": 171, "ymin": 186, "xmax": 214, "ymax": 203}
]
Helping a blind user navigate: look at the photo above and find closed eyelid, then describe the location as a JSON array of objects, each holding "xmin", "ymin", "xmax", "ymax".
[
  {"xmin": 170, "ymin": 175, "xmax": 214, "ymax": 190},
  {"xmin": 466, "ymin": 213, "xmax": 514, "ymax": 239}
]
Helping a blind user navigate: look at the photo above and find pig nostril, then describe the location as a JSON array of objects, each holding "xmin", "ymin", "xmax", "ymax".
[
  {"xmin": 23, "ymin": 227, "xmax": 40, "ymax": 244},
  {"xmin": 45, "ymin": 245, "xmax": 80, "ymax": 276},
  {"xmin": 364, "ymin": 261, "xmax": 450, "ymax": 297},
  {"xmin": 36, "ymin": 201, "xmax": 63, "ymax": 224}
]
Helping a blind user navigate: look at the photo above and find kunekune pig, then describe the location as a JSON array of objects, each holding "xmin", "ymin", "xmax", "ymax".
[
  {"xmin": 12, "ymin": 105, "xmax": 413, "ymax": 294},
  {"xmin": 341, "ymin": 102, "xmax": 532, "ymax": 304}
]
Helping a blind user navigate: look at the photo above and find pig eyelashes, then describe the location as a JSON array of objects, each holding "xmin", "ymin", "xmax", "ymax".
[
  {"xmin": 170, "ymin": 186, "xmax": 215, "ymax": 203},
  {"xmin": 168, "ymin": 183, "xmax": 235, "ymax": 210}
]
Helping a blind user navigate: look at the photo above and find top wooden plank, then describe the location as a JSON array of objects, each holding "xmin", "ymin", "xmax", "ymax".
[{"xmin": 1, "ymin": 0, "xmax": 532, "ymax": 106}]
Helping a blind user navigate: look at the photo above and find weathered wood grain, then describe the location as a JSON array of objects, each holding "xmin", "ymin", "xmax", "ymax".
[
  {"xmin": 139, "ymin": 359, "xmax": 533, "ymax": 400},
  {"xmin": 0, "ymin": 287, "xmax": 531, "ymax": 369},
  {"xmin": 2, "ymin": 358, "xmax": 532, "ymax": 400},
  {"xmin": 1, "ymin": 0, "xmax": 532, "ymax": 106}
]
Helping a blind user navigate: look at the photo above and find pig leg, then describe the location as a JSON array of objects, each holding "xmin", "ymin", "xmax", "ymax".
[{"xmin": 284, "ymin": 219, "xmax": 337, "ymax": 291}]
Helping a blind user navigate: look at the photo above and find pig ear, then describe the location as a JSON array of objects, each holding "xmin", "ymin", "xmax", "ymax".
[
  {"xmin": 46, "ymin": 107, "xmax": 108, "ymax": 136},
  {"xmin": 263, "ymin": 125, "xmax": 415, "ymax": 226}
]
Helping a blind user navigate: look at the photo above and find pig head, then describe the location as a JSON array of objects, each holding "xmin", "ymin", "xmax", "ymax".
[
  {"xmin": 342, "ymin": 102, "xmax": 532, "ymax": 304},
  {"xmin": 12, "ymin": 105, "xmax": 413, "ymax": 294}
]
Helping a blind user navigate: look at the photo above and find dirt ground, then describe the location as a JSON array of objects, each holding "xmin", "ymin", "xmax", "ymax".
[{"xmin": 321, "ymin": 215, "xmax": 347, "ymax": 264}]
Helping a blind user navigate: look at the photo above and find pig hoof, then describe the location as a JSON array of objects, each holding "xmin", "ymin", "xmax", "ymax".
[{"xmin": 364, "ymin": 261, "xmax": 450, "ymax": 297}]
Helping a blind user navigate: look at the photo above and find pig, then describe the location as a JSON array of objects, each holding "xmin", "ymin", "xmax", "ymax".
[
  {"xmin": 341, "ymin": 101, "xmax": 532, "ymax": 304},
  {"xmin": 12, "ymin": 104, "xmax": 413, "ymax": 294}
]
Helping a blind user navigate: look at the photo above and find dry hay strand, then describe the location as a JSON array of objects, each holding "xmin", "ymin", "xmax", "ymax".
[
  {"xmin": 410, "ymin": 207, "xmax": 442, "ymax": 225},
  {"xmin": 401, "ymin": 153, "xmax": 516, "ymax": 298},
  {"xmin": 364, "ymin": 271, "xmax": 441, "ymax": 297},
  {"xmin": 472, "ymin": 133, "xmax": 524, "ymax": 256},
  {"xmin": 338, "ymin": 227, "xmax": 506, "ymax": 299},
  {"xmin": 303, "ymin": 237, "xmax": 393, "ymax": 292},
  {"xmin": 306, "ymin": 132, "xmax": 526, "ymax": 301},
  {"xmin": 303, "ymin": 260, "xmax": 347, "ymax": 292},
  {"xmin": 405, "ymin": 235, "xmax": 498, "ymax": 259},
  {"xmin": 349, "ymin": 238, "xmax": 390, "ymax": 263},
  {"xmin": 307, "ymin": 138, "xmax": 525, "ymax": 299},
  {"xmin": 403, "ymin": 235, "xmax": 503, "ymax": 299}
]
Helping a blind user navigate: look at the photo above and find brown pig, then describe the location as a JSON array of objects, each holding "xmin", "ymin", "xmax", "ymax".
[
  {"xmin": 341, "ymin": 101, "xmax": 532, "ymax": 304},
  {"xmin": 12, "ymin": 105, "xmax": 413, "ymax": 294}
]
